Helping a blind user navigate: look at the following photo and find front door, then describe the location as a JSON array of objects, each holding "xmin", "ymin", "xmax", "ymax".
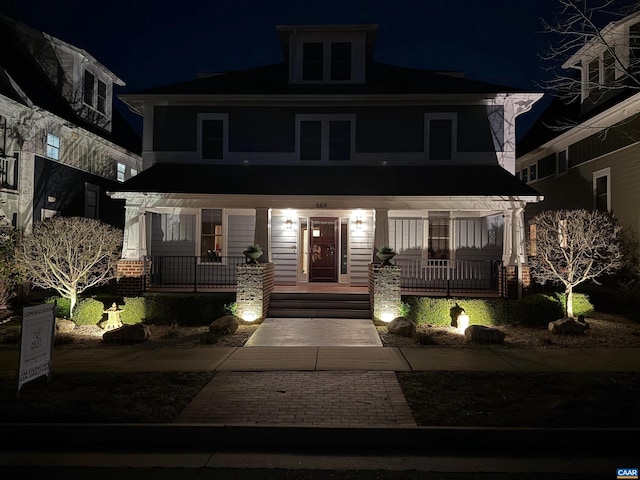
[{"xmin": 309, "ymin": 217, "xmax": 338, "ymax": 282}]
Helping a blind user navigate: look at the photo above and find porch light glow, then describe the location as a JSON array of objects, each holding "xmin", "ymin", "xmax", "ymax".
[
  {"xmin": 457, "ymin": 313, "xmax": 470, "ymax": 334},
  {"xmin": 355, "ymin": 217, "xmax": 363, "ymax": 229},
  {"xmin": 285, "ymin": 218, "xmax": 293, "ymax": 229}
]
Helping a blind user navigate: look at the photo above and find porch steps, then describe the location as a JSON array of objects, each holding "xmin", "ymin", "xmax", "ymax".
[{"xmin": 267, "ymin": 293, "xmax": 371, "ymax": 319}]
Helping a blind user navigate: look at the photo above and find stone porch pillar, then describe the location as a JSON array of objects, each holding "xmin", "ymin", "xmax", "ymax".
[
  {"xmin": 369, "ymin": 263, "xmax": 401, "ymax": 323},
  {"xmin": 236, "ymin": 263, "xmax": 274, "ymax": 322}
]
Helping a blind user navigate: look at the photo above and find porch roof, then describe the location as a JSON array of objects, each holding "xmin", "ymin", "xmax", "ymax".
[{"xmin": 112, "ymin": 164, "xmax": 540, "ymax": 197}]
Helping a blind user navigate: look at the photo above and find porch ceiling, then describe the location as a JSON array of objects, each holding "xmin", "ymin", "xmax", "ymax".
[{"xmin": 110, "ymin": 164, "xmax": 541, "ymax": 198}]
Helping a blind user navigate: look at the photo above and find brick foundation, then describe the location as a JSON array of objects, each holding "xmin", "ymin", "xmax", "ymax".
[
  {"xmin": 116, "ymin": 260, "xmax": 147, "ymax": 296},
  {"xmin": 501, "ymin": 265, "xmax": 531, "ymax": 299}
]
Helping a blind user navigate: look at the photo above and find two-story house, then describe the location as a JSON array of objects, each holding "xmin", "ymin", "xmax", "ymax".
[
  {"xmin": 111, "ymin": 24, "xmax": 542, "ymax": 297},
  {"xmin": 517, "ymin": 10, "xmax": 640, "ymax": 251},
  {"xmin": 0, "ymin": 16, "xmax": 142, "ymax": 232}
]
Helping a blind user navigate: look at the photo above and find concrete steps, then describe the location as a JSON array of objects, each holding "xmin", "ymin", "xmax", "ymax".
[{"xmin": 268, "ymin": 293, "xmax": 371, "ymax": 319}]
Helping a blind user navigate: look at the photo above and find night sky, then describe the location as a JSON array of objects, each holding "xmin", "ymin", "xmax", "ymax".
[{"xmin": 0, "ymin": 0, "xmax": 627, "ymax": 137}]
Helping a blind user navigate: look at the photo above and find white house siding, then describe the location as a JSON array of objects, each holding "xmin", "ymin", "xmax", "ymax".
[
  {"xmin": 271, "ymin": 212, "xmax": 298, "ymax": 286},
  {"xmin": 227, "ymin": 213, "xmax": 256, "ymax": 257},
  {"xmin": 389, "ymin": 217, "xmax": 423, "ymax": 261},
  {"xmin": 150, "ymin": 213, "xmax": 195, "ymax": 255},
  {"xmin": 350, "ymin": 210, "xmax": 375, "ymax": 286}
]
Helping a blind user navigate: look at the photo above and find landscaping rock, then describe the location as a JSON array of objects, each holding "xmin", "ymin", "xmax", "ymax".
[
  {"xmin": 209, "ymin": 315, "xmax": 239, "ymax": 335},
  {"xmin": 464, "ymin": 325, "xmax": 506, "ymax": 344},
  {"xmin": 387, "ymin": 317, "xmax": 416, "ymax": 337},
  {"xmin": 55, "ymin": 318, "xmax": 76, "ymax": 334},
  {"xmin": 102, "ymin": 323, "xmax": 150, "ymax": 344},
  {"xmin": 548, "ymin": 317, "xmax": 589, "ymax": 335}
]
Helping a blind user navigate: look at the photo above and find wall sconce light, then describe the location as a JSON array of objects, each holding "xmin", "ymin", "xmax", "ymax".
[
  {"xmin": 285, "ymin": 218, "xmax": 293, "ymax": 229},
  {"xmin": 355, "ymin": 217, "xmax": 363, "ymax": 230}
]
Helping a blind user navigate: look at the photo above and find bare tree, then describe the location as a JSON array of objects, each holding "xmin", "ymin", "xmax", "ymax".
[
  {"xmin": 528, "ymin": 209, "xmax": 623, "ymax": 317},
  {"xmin": 539, "ymin": 0, "xmax": 640, "ymax": 131},
  {"xmin": 16, "ymin": 217, "xmax": 122, "ymax": 318}
]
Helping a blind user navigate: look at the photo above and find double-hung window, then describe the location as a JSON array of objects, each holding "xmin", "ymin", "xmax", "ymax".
[
  {"xmin": 46, "ymin": 133, "xmax": 60, "ymax": 160},
  {"xmin": 198, "ymin": 114, "xmax": 228, "ymax": 161},
  {"xmin": 297, "ymin": 115, "xmax": 354, "ymax": 161},
  {"xmin": 83, "ymin": 70, "xmax": 107, "ymax": 114},
  {"xmin": 593, "ymin": 168, "xmax": 610, "ymax": 212},
  {"xmin": 201, "ymin": 209, "xmax": 223, "ymax": 261},
  {"xmin": 425, "ymin": 114, "xmax": 456, "ymax": 161}
]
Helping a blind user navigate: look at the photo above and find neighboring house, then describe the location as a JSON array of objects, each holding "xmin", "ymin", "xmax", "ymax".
[
  {"xmin": 111, "ymin": 24, "xmax": 542, "ymax": 296},
  {"xmin": 517, "ymin": 11, "xmax": 640, "ymax": 250},
  {"xmin": 0, "ymin": 16, "xmax": 142, "ymax": 232}
]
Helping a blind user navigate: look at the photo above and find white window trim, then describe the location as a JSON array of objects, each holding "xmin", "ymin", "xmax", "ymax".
[
  {"xmin": 295, "ymin": 114, "xmax": 356, "ymax": 162},
  {"xmin": 197, "ymin": 113, "xmax": 229, "ymax": 161},
  {"xmin": 424, "ymin": 113, "xmax": 457, "ymax": 161},
  {"xmin": 593, "ymin": 167, "xmax": 611, "ymax": 212}
]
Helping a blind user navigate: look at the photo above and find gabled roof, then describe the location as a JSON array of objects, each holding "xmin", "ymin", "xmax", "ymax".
[
  {"xmin": 111, "ymin": 164, "xmax": 540, "ymax": 197},
  {"xmin": 125, "ymin": 62, "xmax": 521, "ymax": 97},
  {"xmin": 0, "ymin": 16, "xmax": 141, "ymax": 154}
]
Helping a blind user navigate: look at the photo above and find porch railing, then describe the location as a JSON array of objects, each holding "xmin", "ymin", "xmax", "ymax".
[
  {"xmin": 144, "ymin": 255, "xmax": 246, "ymax": 291},
  {"xmin": 395, "ymin": 258, "xmax": 503, "ymax": 295}
]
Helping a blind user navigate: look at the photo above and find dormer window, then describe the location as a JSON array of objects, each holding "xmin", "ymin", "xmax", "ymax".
[
  {"xmin": 301, "ymin": 41, "xmax": 353, "ymax": 82},
  {"xmin": 83, "ymin": 69, "xmax": 107, "ymax": 114}
]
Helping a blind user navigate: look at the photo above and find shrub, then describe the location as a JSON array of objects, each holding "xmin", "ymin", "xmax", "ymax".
[
  {"xmin": 139, "ymin": 294, "xmax": 236, "ymax": 326},
  {"xmin": 45, "ymin": 296, "xmax": 71, "ymax": 318},
  {"xmin": 398, "ymin": 301, "xmax": 411, "ymax": 318},
  {"xmin": 73, "ymin": 298, "xmax": 106, "ymax": 326},
  {"xmin": 514, "ymin": 294, "xmax": 564, "ymax": 326},
  {"xmin": 552, "ymin": 292, "xmax": 595, "ymax": 317},
  {"xmin": 120, "ymin": 297, "xmax": 146, "ymax": 324}
]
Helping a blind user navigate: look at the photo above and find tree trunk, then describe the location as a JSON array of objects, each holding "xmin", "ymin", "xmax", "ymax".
[
  {"xmin": 69, "ymin": 291, "xmax": 77, "ymax": 319},
  {"xmin": 566, "ymin": 285, "xmax": 574, "ymax": 318}
]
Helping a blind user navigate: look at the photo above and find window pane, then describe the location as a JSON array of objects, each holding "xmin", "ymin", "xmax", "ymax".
[
  {"xmin": 202, "ymin": 120, "xmax": 223, "ymax": 159},
  {"xmin": 46, "ymin": 133, "xmax": 59, "ymax": 160},
  {"xmin": 428, "ymin": 216, "xmax": 449, "ymax": 259},
  {"xmin": 201, "ymin": 209, "xmax": 223, "ymax": 258},
  {"xmin": 329, "ymin": 120, "xmax": 351, "ymax": 160},
  {"xmin": 603, "ymin": 49, "xmax": 615, "ymax": 84},
  {"xmin": 557, "ymin": 150, "xmax": 567, "ymax": 174},
  {"xmin": 588, "ymin": 60, "xmax": 599, "ymax": 87},
  {"xmin": 595, "ymin": 176, "xmax": 608, "ymax": 211},
  {"xmin": 530, "ymin": 164, "xmax": 537, "ymax": 181},
  {"xmin": 429, "ymin": 119, "xmax": 452, "ymax": 160},
  {"xmin": 630, "ymin": 23, "xmax": 640, "ymax": 66},
  {"xmin": 97, "ymin": 80, "xmax": 107, "ymax": 113},
  {"xmin": 300, "ymin": 121, "xmax": 321, "ymax": 160},
  {"xmin": 303, "ymin": 43, "xmax": 323, "ymax": 80},
  {"xmin": 331, "ymin": 42, "xmax": 351, "ymax": 81},
  {"xmin": 83, "ymin": 71, "xmax": 95, "ymax": 106}
]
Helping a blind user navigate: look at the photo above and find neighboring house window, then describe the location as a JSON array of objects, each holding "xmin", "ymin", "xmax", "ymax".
[
  {"xmin": 530, "ymin": 164, "xmax": 537, "ymax": 181},
  {"xmin": 603, "ymin": 49, "xmax": 616, "ymax": 84},
  {"xmin": 593, "ymin": 168, "xmax": 611, "ymax": 212},
  {"xmin": 117, "ymin": 162, "xmax": 126, "ymax": 182},
  {"xmin": 630, "ymin": 22, "xmax": 640, "ymax": 67},
  {"xmin": 201, "ymin": 209, "xmax": 223, "ymax": 260},
  {"xmin": 46, "ymin": 133, "xmax": 60, "ymax": 160},
  {"xmin": 297, "ymin": 115, "xmax": 354, "ymax": 161},
  {"xmin": 538, "ymin": 154, "xmax": 556, "ymax": 179},
  {"xmin": 587, "ymin": 59, "xmax": 599, "ymax": 94},
  {"xmin": 0, "ymin": 115, "xmax": 6, "ymax": 156},
  {"xmin": 84, "ymin": 183, "xmax": 99, "ymax": 219},
  {"xmin": 83, "ymin": 70, "xmax": 107, "ymax": 114},
  {"xmin": 428, "ymin": 214, "xmax": 450, "ymax": 260},
  {"xmin": 198, "ymin": 114, "xmax": 228, "ymax": 160},
  {"xmin": 131, "ymin": 168, "xmax": 138, "ymax": 177},
  {"xmin": 522, "ymin": 168, "xmax": 528, "ymax": 183},
  {"xmin": 557, "ymin": 150, "xmax": 567, "ymax": 175},
  {"xmin": 425, "ymin": 114, "xmax": 456, "ymax": 161},
  {"xmin": 302, "ymin": 41, "xmax": 352, "ymax": 82}
]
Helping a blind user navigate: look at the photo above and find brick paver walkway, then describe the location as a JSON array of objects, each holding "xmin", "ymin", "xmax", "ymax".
[{"xmin": 176, "ymin": 370, "xmax": 416, "ymax": 426}]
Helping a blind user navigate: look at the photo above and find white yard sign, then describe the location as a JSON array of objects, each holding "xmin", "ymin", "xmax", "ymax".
[{"xmin": 18, "ymin": 303, "xmax": 55, "ymax": 392}]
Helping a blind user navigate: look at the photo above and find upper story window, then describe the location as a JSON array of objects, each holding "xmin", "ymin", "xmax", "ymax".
[
  {"xmin": 529, "ymin": 164, "xmax": 537, "ymax": 181},
  {"xmin": 557, "ymin": 150, "xmax": 568, "ymax": 175},
  {"xmin": 296, "ymin": 115, "xmax": 354, "ymax": 161},
  {"xmin": 301, "ymin": 41, "xmax": 353, "ymax": 82},
  {"xmin": 629, "ymin": 22, "xmax": 640, "ymax": 67},
  {"xmin": 46, "ymin": 133, "xmax": 60, "ymax": 160},
  {"xmin": 83, "ymin": 70, "xmax": 107, "ymax": 114},
  {"xmin": 117, "ymin": 162, "xmax": 126, "ymax": 182},
  {"xmin": 593, "ymin": 167, "xmax": 610, "ymax": 212},
  {"xmin": 521, "ymin": 167, "xmax": 528, "ymax": 183},
  {"xmin": 425, "ymin": 114, "xmax": 456, "ymax": 161},
  {"xmin": 197, "ymin": 114, "xmax": 228, "ymax": 161}
]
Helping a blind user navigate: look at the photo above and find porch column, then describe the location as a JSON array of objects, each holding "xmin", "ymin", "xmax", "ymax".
[
  {"xmin": 373, "ymin": 208, "xmax": 389, "ymax": 262},
  {"xmin": 254, "ymin": 207, "xmax": 270, "ymax": 263},
  {"xmin": 122, "ymin": 203, "xmax": 143, "ymax": 260},
  {"xmin": 502, "ymin": 204, "xmax": 529, "ymax": 299}
]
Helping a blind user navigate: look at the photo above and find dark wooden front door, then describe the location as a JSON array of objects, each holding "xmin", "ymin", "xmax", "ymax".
[{"xmin": 309, "ymin": 217, "xmax": 338, "ymax": 282}]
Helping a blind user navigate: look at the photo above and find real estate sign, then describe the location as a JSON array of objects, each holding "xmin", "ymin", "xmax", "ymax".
[{"xmin": 18, "ymin": 303, "xmax": 55, "ymax": 392}]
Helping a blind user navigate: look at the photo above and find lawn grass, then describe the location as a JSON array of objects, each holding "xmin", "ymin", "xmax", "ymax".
[
  {"xmin": 1, "ymin": 371, "xmax": 214, "ymax": 423},
  {"xmin": 397, "ymin": 371, "xmax": 640, "ymax": 427}
]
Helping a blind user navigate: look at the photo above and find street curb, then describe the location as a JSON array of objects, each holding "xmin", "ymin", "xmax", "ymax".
[{"xmin": 1, "ymin": 424, "xmax": 637, "ymax": 455}]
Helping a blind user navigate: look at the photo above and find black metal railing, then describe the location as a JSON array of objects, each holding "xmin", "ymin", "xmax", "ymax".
[
  {"xmin": 144, "ymin": 255, "xmax": 246, "ymax": 291},
  {"xmin": 395, "ymin": 258, "xmax": 504, "ymax": 296}
]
